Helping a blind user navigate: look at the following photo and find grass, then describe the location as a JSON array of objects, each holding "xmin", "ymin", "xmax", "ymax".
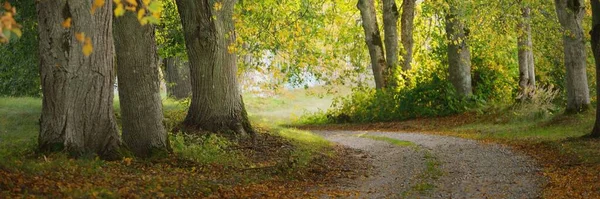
[{"xmin": 356, "ymin": 134, "xmax": 416, "ymax": 147}]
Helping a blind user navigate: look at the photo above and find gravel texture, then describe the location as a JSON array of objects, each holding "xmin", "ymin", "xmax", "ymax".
[{"xmin": 315, "ymin": 131, "xmax": 545, "ymax": 199}]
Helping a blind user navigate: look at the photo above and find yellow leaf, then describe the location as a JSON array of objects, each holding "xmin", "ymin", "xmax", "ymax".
[
  {"xmin": 142, "ymin": 0, "xmax": 151, "ymax": 6},
  {"xmin": 113, "ymin": 0, "xmax": 122, "ymax": 4},
  {"xmin": 114, "ymin": 4, "xmax": 125, "ymax": 17},
  {"xmin": 75, "ymin": 32, "xmax": 85, "ymax": 42},
  {"xmin": 82, "ymin": 37, "xmax": 93, "ymax": 56},
  {"xmin": 137, "ymin": 9, "xmax": 146, "ymax": 21},
  {"xmin": 214, "ymin": 2, "xmax": 222, "ymax": 11},
  {"xmin": 91, "ymin": 0, "xmax": 105, "ymax": 14},
  {"xmin": 61, "ymin": 18, "xmax": 72, "ymax": 29},
  {"xmin": 126, "ymin": 0, "xmax": 138, "ymax": 7}
]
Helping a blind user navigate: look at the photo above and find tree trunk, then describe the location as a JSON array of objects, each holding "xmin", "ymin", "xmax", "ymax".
[
  {"xmin": 517, "ymin": 6, "xmax": 536, "ymax": 99},
  {"xmin": 445, "ymin": 3, "xmax": 473, "ymax": 97},
  {"xmin": 175, "ymin": 0, "xmax": 253, "ymax": 135},
  {"xmin": 401, "ymin": 0, "xmax": 416, "ymax": 71},
  {"xmin": 590, "ymin": 0, "xmax": 600, "ymax": 138},
  {"xmin": 114, "ymin": 3, "xmax": 169, "ymax": 158},
  {"xmin": 162, "ymin": 57, "xmax": 191, "ymax": 99},
  {"xmin": 357, "ymin": 0, "xmax": 387, "ymax": 89},
  {"xmin": 382, "ymin": 0, "xmax": 399, "ymax": 88},
  {"xmin": 37, "ymin": 0, "xmax": 121, "ymax": 159},
  {"xmin": 555, "ymin": 0, "xmax": 590, "ymax": 113}
]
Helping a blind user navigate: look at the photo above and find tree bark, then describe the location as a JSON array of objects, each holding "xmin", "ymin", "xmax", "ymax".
[
  {"xmin": 175, "ymin": 0, "xmax": 253, "ymax": 135},
  {"xmin": 400, "ymin": 0, "xmax": 416, "ymax": 72},
  {"xmin": 382, "ymin": 0, "xmax": 399, "ymax": 88},
  {"xmin": 555, "ymin": 0, "xmax": 590, "ymax": 113},
  {"xmin": 37, "ymin": 0, "xmax": 121, "ymax": 159},
  {"xmin": 114, "ymin": 3, "xmax": 169, "ymax": 158},
  {"xmin": 517, "ymin": 6, "xmax": 536, "ymax": 99},
  {"xmin": 445, "ymin": 3, "xmax": 473, "ymax": 97},
  {"xmin": 162, "ymin": 57, "xmax": 191, "ymax": 99},
  {"xmin": 590, "ymin": 0, "xmax": 600, "ymax": 138},
  {"xmin": 358, "ymin": 0, "xmax": 387, "ymax": 89}
]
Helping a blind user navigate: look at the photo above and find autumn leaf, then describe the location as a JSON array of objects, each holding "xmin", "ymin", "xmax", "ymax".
[
  {"xmin": 91, "ymin": 0, "xmax": 105, "ymax": 14},
  {"xmin": 62, "ymin": 18, "xmax": 72, "ymax": 29},
  {"xmin": 214, "ymin": 2, "xmax": 223, "ymax": 11},
  {"xmin": 114, "ymin": 4, "xmax": 125, "ymax": 17},
  {"xmin": 75, "ymin": 32, "xmax": 85, "ymax": 42},
  {"xmin": 82, "ymin": 36, "xmax": 93, "ymax": 56}
]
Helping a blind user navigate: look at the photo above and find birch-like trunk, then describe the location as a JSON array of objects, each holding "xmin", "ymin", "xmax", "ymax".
[
  {"xmin": 37, "ymin": 0, "xmax": 121, "ymax": 159},
  {"xmin": 382, "ymin": 0, "xmax": 399, "ymax": 87},
  {"xmin": 517, "ymin": 7, "xmax": 536, "ymax": 99},
  {"xmin": 445, "ymin": 3, "xmax": 473, "ymax": 97},
  {"xmin": 175, "ymin": 0, "xmax": 253, "ymax": 135},
  {"xmin": 401, "ymin": 0, "xmax": 416, "ymax": 71},
  {"xmin": 555, "ymin": 0, "xmax": 590, "ymax": 113},
  {"xmin": 358, "ymin": 0, "xmax": 387, "ymax": 89},
  {"xmin": 114, "ymin": 2, "xmax": 169, "ymax": 158}
]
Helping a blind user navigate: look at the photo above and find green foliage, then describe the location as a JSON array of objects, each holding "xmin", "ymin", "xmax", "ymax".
[
  {"xmin": 155, "ymin": 0, "xmax": 186, "ymax": 59},
  {"xmin": 0, "ymin": 0, "xmax": 39, "ymax": 96},
  {"xmin": 171, "ymin": 133, "xmax": 242, "ymax": 165}
]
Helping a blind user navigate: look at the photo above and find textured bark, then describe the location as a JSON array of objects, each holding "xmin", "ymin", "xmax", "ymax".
[
  {"xmin": 400, "ymin": 0, "xmax": 416, "ymax": 71},
  {"xmin": 517, "ymin": 7, "xmax": 536, "ymax": 99},
  {"xmin": 555, "ymin": 0, "xmax": 590, "ymax": 113},
  {"xmin": 114, "ymin": 3, "xmax": 169, "ymax": 158},
  {"xmin": 445, "ymin": 4, "xmax": 473, "ymax": 97},
  {"xmin": 358, "ymin": 0, "xmax": 387, "ymax": 89},
  {"xmin": 175, "ymin": 0, "xmax": 253, "ymax": 135},
  {"xmin": 590, "ymin": 0, "xmax": 600, "ymax": 138},
  {"xmin": 382, "ymin": 0, "xmax": 399, "ymax": 88},
  {"xmin": 162, "ymin": 57, "xmax": 191, "ymax": 99},
  {"xmin": 37, "ymin": 0, "xmax": 121, "ymax": 159}
]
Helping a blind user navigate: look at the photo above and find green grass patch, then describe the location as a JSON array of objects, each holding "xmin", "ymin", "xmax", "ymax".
[{"xmin": 356, "ymin": 134, "xmax": 416, "ymax": 147}]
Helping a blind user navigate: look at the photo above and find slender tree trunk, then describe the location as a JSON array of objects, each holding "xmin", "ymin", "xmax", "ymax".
[
  {"xmin": 382, "ymin": 0, "xmax": 399, "ymax": 88},
  {"xmin": 162, "ymin": 57, "xmax": 191, "ymax": 99},
  {"xmin": 555, "ymin": 0, "xmax": 590, "ymax": 113},
  {"xmin": 401, "ymin": 0, "xmax": 416, "ymax": 71},
  {"xmin": 37, "ymin": 0, "xmax": 121, "ymax": 159},
  {"xmin": 445, "ymin": 3, "xmax": 473, "ymax": 97},
  {"xmin": 175, "ymin": 0, "xmax": 253, "ymax": 135},
  {"xmin": 590, "ymin": 0, "xmax": 600, "ymax": 138},
  {"xmin": 357, "ymin": 0, "xmax": 387, "ymax": 89},
  {"xmin": 114, "ymin": 3, "xmax": 169, "ymax": 158},
  {"xmin": 517, "ymin": 6, "xmax": 536, "ymax": 99}
]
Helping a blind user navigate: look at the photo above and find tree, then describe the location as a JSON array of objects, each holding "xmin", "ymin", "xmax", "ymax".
[
  {"xmin": 114, "ymin": 1, "xmax": 169, "ymax": 158},
  {"xmin": 162, "ymin": 57, "xmax": 191, "ymax": 99},
  {"xmin": 400, "ymin": 0, "xmax": 416, "ymax": 72},
  {"xmin": 382, "ymin": 0, "xmax": 399, "ymax": 88},
  {"xmin": 517, "ymin": 6, "xmax": 535, "ymax": 99},
  {"xmin": 175, "ymin": 0, "xmax": 253, "ymax": 135},
  {"xmin": 555, "ymin": 0, "xmax": 590, "ymax": 113},
  {"xmin": 37, "ymin": 0, "xmax": 121, "ymax": 159},
  {"xmin": 358, "ymin": 0, "xmax": 387, "ymax": 89},
  {"xmin": 590, "ymin": 0, "xmax": 600, "ymax": 138},
  {"xmin": 445, "ymin": 1, "xmax": 472, "ymax": 97}
]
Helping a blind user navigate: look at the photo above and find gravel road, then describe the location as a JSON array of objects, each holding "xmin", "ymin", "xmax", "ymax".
[{"xmin": 314, "ymin": 131, "xmax": 545, "ymax": 199}]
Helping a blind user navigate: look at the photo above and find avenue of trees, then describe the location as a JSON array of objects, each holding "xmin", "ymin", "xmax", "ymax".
[{"xmin": 2, "ymin": 0, "xmax": 600, "ymax": 159}]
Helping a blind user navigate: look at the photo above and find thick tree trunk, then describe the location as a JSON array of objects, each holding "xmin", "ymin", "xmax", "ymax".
[
  {"xmin": 401, "ymin": 0, "xmax": 416, "ymax": 71},
  {"xmin": 114, "ymin": 3, "xmax": 169, "ymax": 158},
  {"xmin": 382, "ymin": 0, "xmax": 399, "ymax": 88},
  {"xmin": 175, "ymin": 0, "xmax": 253, "ymax": 135},
  {"xmin": 357, "ymin": 0, "xmax": 387, "ymax": 89},
  {"xmin": 517, "ymin": 6, "xmax": 536, "ymax": 99},
  {"xmin": 37, "ymin": 0, "xmax": 121, "ymax": 159},
  {"xmin": 445, "ymin": 4, "xmax": 473, "ymax": 97},
  {"xmin": 162, "ymin": 57, "xmax": 191, "ymax": 99},
  {"xmin": 555, "ymin": 0, "xmax": 590, "ymax": 113},
  {"xmin": 590, "ymin": 0, "xmax": 600, "ymax": 138}
]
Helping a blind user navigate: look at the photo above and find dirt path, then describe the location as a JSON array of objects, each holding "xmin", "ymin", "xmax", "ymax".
[{"xmin": 314, "ymin": 131, "xmax": 545, "ymax": 198}]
